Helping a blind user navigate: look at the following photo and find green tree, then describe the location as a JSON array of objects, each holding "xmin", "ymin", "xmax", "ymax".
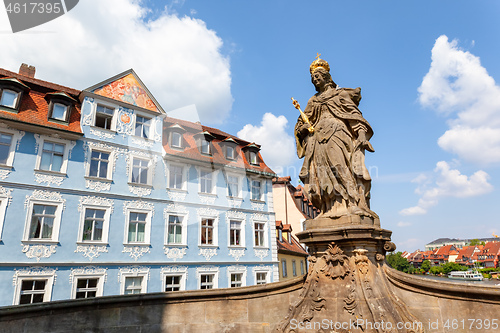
[
  {"xmin": 470, "ymin": 239, "xmax": 485, "ymax": 246},
  {"xmin": 430, "ymin": 266, "xmax": 444, "ymax": 275},
  {"xmin": 386, "ymin": 252, "xmax": 411, "ymax": 273},
  {"xmin": 421, "ymin": 260, "xmax": 431, "ymax": 272},
  {"xmin": 441, "ymin": 262, "xmax": 467, "ymax": 274}
]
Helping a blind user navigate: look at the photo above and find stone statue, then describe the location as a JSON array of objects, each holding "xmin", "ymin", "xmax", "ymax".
[{"xmin": 294, "ymin": 55, "xmax": 377, "ymax": 221}]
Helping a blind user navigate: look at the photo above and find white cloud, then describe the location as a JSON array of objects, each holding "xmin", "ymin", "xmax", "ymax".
[
  {"xmin": 397, "ymin": 221, "xmax": 412, "ymax": 227},
  {"xmin": 237, "ymin": 113, "xmax": 296, "ymax": 175},
  {"xmin": 0, "ymin": 0, "xmax": 232, "ymax": 124},
  {"xmin": 418, "ymin": 35, "xmax": 500, "ymax": 165},
  {"xmin": 400, "ymin": 161, "xmax": 493, "ymax": 216}
]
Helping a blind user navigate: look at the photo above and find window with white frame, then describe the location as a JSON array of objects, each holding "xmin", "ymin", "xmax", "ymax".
[
  {"xmin": 95, "ymin": 104, "xmax": 115, "ymax": 130},
  {"xmin": 88, "ymin": 150, "xmax": 110, "ymax": 179},
  {"xmin": 199, "ymin": 138, "xmax": 211, "ymax": 155},
  {"xmin": 77, "ymin": 202, "xmax": 112, "ymax": 244},
  {"xmin": 199, "ymin": 169, "xmax": 213, "ymax": 194},
  {"xmin": 75, "ymin": 277, "xmax": 100, "ymax": 299},
  {"xmin": 119, "ymin": 267, "xmax": 149, "ymax": 295},
  {"xmin": 24, "ymin": 202, "xmax": 63, "ymax": 242},
  {"xmin": 0, "ymin": 196, "xmax": 9, "ymax": 240},
  {"xmin": 170, "ymin": 131, "xmax": 183, "ymax": 149},
  {"xmin": 229, "ymin": 220, "xmax": 242, "ymax": 246},
  {"xmin": 161, "ymin": 267, "xmax": 187, "ymax": 292},
  {"xmin": 227, "ymin": 174, "xmax": 240, "ymax": 197},
  {"xmin": 249, "ymin": 151, "xmax": 258, "ymax": 165},
  {"xmin": 82, "ymin": 208, "xmax": 106, "ymax": 242},
  {"xmin": 281, "ymin": 259, "xmax": 288, "ymax": 278},
  {"xmin": 49, "ymin": 102, "xmax": 69, "ymax": 122},
  {"xmin": 255, "ymin": 271, "xmax": 269, "ymax": 285},
  {"xmin": 131, "ymin": 157, "xmax": 150, "ymax": 185},
  {"xmin": 227, "ymin": 266, "xmax": 246, "ymax": 288},
  {"xmin": 168, "ymin": 164, "xmax": 184, "ymax": 190},
  {"xmin": 13, "ymin": 268, "xmax": 56, "ymax": 305},
  {"xmin": 0, "ymin": 132, "xmax": 13, "ymax": 165},
  {"xmin": 226, "ymin": 145, "xmax": 235, "ymax": 160},
  {"xmin": 166, "ymin": 214, "xmax": 184, "ymax": 245},
  {"xmin": 135, "ymin": 115, "xmax": 151, "ymax": 139},
  {"xmin": 230, "ymin": 273, "xmax": 243, "ymax": 287},
  {"xmin": 126, "ymin": 211, "xmax": 151, "ymax": 244},
  {"xmin": 39, "ymin": 141, "xmax": 65, "ymax": 172},
  {"xmin": 35, "ymin": 136, "xmax": 72, "ymax": 174},
  {"xmin": 71, "ymin": 272, "xmax": 105, "ymax": 299},
  {"xmin": 200, "ymin": 218, "xmax": 215, "ymax": 245},
  {"xmin": 164, "ymin": 275, "xmax": 182, "ymax": 291},
  {"xmin": 251, "ymin": 179, "xmax": 262, "ymax": 201},
  {"xmin": 254, "ymin": 220, "xmax": 266, "ymax": 247},
  {"xmin": 0, "ymin": 89, "xmax": 20, "ymax": 109},
  {"xmin": 198, "ymin": 270, "xmax": 218, "ymax": 290}
]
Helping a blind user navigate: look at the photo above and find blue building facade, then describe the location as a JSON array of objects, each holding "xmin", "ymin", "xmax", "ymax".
[{"xmin": 0, "ymin": 65, "xmax": 278, "ymax": 306}]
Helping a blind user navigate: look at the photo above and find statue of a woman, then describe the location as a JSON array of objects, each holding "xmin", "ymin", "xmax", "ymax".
[{"xmin": 295, "ymin": 56, "xmax": 377, "ymax": 220}]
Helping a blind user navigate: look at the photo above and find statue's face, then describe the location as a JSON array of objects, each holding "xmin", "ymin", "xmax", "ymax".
[{"xmin": 311, "ymin": 71, "xmax": 326, "ymax": 90}]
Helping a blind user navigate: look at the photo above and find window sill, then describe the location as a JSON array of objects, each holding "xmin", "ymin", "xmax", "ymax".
[
  {"xmin": 164, "ymin": 244, "xmax": 187, "ymax": 247},
  {"xmin": 198, "ymin": 192, "xmax": 217, "ymax": 197},
  {"xmin": 128, "ymin": 182, "xmax": 153, "ymax": 188},
  {"xmin": 167, "ymin": 188, "xmax": 187, "ymax": 192},
  {"xmin": 228, "ymin": 245, "xmax": 246, "ymax": 249},
  {"xmin": 170, "ymin": 145, "xmax": 184, "ymax": 151},
  {"xmin": 34, "ymin": 169, "xmax": 67, "ymax": 177},
  {"xmin": 22, "ymin": 240, "xmax": 59, "ymax": 245},
  {"xmin": 0, "ymin": 106, "xmax": 19, "ymax": 113},
  {"xmin": 123, "ymin": 243, "xmax": 151, "ymax": 247},
  {"xmin": 77, "ymin": 241, "xmax": 108, "ymax": 246},
  {"xmin": 85, "ymin": 176, "xmax": 112, "ymax": 183},
  {"xmin": 48, "ymin": 118, "xmax": 69, "ymax": 125},
  {"xmin": 0, "ymin": 164, "xmax": 13, "ymax": 170},
  {"xmin": 90, "ymin": 126, "xmax": 116, "ymax": 133},
  {"xmin": 227, "ymin": 196, "xmax": 243, "ymax": 200},
  {"xmin": 253, "ymin": 246, "xmax": 269, "ymax": 250},
  {"xmin": 250, "ymin": 199, "xmax": 265, "ymax": 204},
  {"xmin": 198, "ymin": 244, "xmax": 219, "ymax": 248}
]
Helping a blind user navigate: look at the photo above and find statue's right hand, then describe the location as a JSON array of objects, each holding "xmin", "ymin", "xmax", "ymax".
[{"xmin": 299, "ymin": 123, "xmax": 311, "ymax": 136}]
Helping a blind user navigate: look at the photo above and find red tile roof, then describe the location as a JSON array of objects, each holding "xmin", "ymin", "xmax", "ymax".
[
  {"xmin": 0, "ymin": 67, "xmax": 82, "ymax": 135},
  {"xmin": 163, "ymin": 116, "xmax": 275, "ymax": 175},
  {"xmin": 277, "ymin": 231, "xmax": 308, "ymax": 257}
]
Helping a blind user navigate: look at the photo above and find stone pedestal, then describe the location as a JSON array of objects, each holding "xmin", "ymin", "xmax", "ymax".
[{"xmin": 276, "ymin": 216, "xmax": 423, "ymax": 333}]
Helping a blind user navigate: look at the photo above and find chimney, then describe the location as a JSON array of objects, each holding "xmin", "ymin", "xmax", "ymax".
[{"xmin": 19, "ymin": 63, "xmax": 35, "ymax": 78}]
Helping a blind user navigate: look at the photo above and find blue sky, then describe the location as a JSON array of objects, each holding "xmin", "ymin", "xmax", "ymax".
[{"xmin": 1, "ymin": 0, "xmax": 500, "ymax": 251}]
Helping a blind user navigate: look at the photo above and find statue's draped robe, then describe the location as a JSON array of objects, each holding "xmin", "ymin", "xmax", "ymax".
[{"xmin": 295, "ymin": 87, "xmax": 374, "ymax": 215}]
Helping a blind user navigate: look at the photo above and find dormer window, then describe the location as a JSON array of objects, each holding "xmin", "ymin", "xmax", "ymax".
[
  {"xmin": 166, "ymin": 124, "xmax": 186, "ymax": 150},
  {"xmin": 200, "ymin": 139, "xmax": 210, "ymax": 155},
  {"xmin": 0, "ymin": 89, "xmax": 19, "ymax": 109},
  {"xmin": 0, "ymin": 78, "xmax": 29, "ymax": 111},
  {"xmin": 249, "ymin": 152, "xmax": 258, "ymax": 165},
  {"xmin": 226, "ymin": 145, "xmax": 235, "ymax": 160},
  {"xmin": 95, "ymin": 105, "xmax": 115, "ymax": 130},
  {"xmin": 222, "ymin": 137, "xmax": 238, "ymax": 160},
  {"xmin": 45, "ymin": 92, "xmax": 76, "ymax": 123},
  {"xmin": 171, "ymin": 131, "xmax": 183, "ymax": 149},
  {"xmin": 243, "ymin": 142, "xmax": 261, "ymax": 166},
  {"xmin": 50, "ymin": 103, "xmax": 68, "ymax": 121},
  {"xmin": 194, "ymin": 131, "xmax": 214, "ymax": 155}
]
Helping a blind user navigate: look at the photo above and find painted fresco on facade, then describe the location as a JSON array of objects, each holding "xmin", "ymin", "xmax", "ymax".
[{"xmin": 93, "ymin": 73, "xmax": 158, "ymax": 112}]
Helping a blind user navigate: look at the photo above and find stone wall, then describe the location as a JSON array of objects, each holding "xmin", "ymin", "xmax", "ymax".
[
  {"xmin": 0, "ymin": 276, "xmax": 304, "ymax": 333},
  {"xmin": 2, "ymin": 267, "xmax": 500, "ymax": 333}
]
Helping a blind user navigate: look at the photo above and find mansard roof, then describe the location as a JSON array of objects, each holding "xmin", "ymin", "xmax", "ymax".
[
  {"xmin": 0, "ymin": 67, "xmax": 82, "ymax": 138},
  {"xmin": 83, "ymin": 69, "xmax": 165, "ymax": 115},
  {"xmin": 163, "ymin": 116, "xmax": 275, "ymax": 176}
]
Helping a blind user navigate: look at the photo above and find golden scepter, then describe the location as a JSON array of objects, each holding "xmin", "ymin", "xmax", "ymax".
[{"xmin": 291, "ymin": 97, "xmax": 314, "ymax": 133}]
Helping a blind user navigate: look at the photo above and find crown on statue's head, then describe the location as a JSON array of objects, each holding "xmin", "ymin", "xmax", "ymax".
[{"xmin": 310, "ymin": 53, "xmax": 330, "ymax": 73}]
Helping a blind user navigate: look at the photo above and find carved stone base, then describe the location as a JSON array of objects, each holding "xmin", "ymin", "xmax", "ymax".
[
  {"xmin": 297, "ymin": 218, "xmax": 393, "ymax": 260},
  {"xmin": 276, "ymin": 243, "xmax": 423, "ymax": 333}
]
